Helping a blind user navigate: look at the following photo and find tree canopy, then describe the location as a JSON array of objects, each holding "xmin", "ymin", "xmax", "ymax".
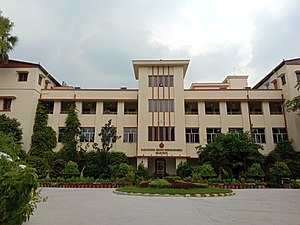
[
  {"xmin": 98, "ymin": 119, "xmax": 121, "ymax": 152},
  {"xmin": 0, "ymin": 12, "xmax": 18, "ymax": 63},
  {"xmin": 0, "ymin": 114, "xmax": 23, "ymax": 142}
]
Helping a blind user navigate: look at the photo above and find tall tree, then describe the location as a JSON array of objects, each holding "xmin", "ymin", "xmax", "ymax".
[
  {"xmin": 59, "ymin": 103, "xmax": 81, "ymax": 162},
  {"xmin": 0, "ymin": 12, "xmax": 18, "ymax": 63},
  {"xmin": 28, "ymin": 102, "xmax": 57, "ymax": 157},
  {"xmin": 285, "ymin": 81, "xmax": 300, "ymax": 115},
  {"xmin": 0, "ymin": 114, "xmax": 22, "ymax": 142},
  {"xmin": 98, "ymin": 119, "xmax": 121, "ymax": 152}
]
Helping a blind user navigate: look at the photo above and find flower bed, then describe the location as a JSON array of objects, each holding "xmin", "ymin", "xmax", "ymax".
[{"xmin": 40, "ymin": 181, "xmax": 131, "ymax": 188}]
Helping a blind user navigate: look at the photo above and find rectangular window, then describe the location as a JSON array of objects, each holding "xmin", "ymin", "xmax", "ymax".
[
  {"xmin": 148, "ymin": 99, "xmax": 174, "ymax": 112},
  {"xmin": 103, "ymin": 102, "xmax": 117, "ymax": 114},
  {"xmin": 58, "ymin": 127, "xmax": 65, "ymax": 142},
  {"xmin": 269, "ymin": 102, "xmax": 283, "ymax": 115},
  {"xmin": 124, "ymin": 101, "xmax": 138, "ymax": 114},
  {"xmin": 228, "ymin": 128, "xmax": 243, "ymax": 135},
  {"xmin": 227, "ymin": 102, "xmax": 241, "ymax": 114},
  {"xmin": 2, "ymin": 99, "xmax": 12, "ymax": 111},
  {"xmin": 251, "ymin": 128, "xmax": 266, "ymax": 144},
  {"xmin": 206, "ymin": 128, "xmax": 221, "ymax": 143},
  {"xmin": 272, "ymin": 128, "xmax": 287, "ymax": 143},
  {"xmin": 38, "ymin": 75, "xmax": 43, "ymax": 85},
  {"xmin": 205, "ymin": 102, "xmax": 220, "ymax": 114},
  {"xmin": 82, "ymin": 101, "xmax": 96, "ymax": 114},
  {"xmin": 18, "ymin": 72, "xmax": 28, "ymax": 82},
  {"xmin": 80, "ymin": 127, "xmax": 95, "ymax": 142},
  {"xmin": 148, "ymin": 126, "xmax": 175, "ymax": 141},
  {"xmin": 249, "ymin": 101, "xmax": 263, "ymax": 114},
  {"xmin": 186, "ymin": 128, "xmax": 199, "ymax": 143},
  {"xmin": 60, "ymin": 101, "xmax": 74, "ymax": 114},
  {"xmin": 148, "ymin": 75, "xmax": 174, "ymax": 87},
  {"xmin": 123, "ymin": 128, "xmax": 137, "ymax": 143},
  {"xmin": 296, "ymin": 73, "xmax": 300, "ymax": 81},
  {"xmin": 41, "ymin": 101, "xmax": 54, "ymax": 114},
  {"xmin": 281, "ymin": 75, "xmax": 286, "ymax": 85},
  {"xmin": 185, "ymin": 101, "xmax": 198, "ymax": 114}
]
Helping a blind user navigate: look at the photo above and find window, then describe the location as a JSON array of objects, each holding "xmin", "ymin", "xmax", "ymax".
[
  {"xmin": 249, "ymin": 101, "xmax": 263, "ymax": 114},
  {"xmin": 205, "ymin": 102, "xmax": 220, "ymax": 114},
  {"xmin": 82, "ymin": 101, "xmax": 96, "ymax": 114},
  {"xmin": 60, "ymin": 101, "xmax": 74, "ymax": 114},
  {"xmin": 227, "ymin": 102, "xmax": 241, "ymax": 115},
  {"xmin": 186, "ymin": 128, "xmax": 199, "ymax": 143},
  {"xmin": 148, "ymin": 99, "xmax": 174, "ymax": 112},
  {"xmin": 18, "ymin": 72, "xmax": 28, "ymax": 82},
  {"xmin": 251, "ymin": 128, "xmax": 266, "ymax": 144},
  {"xmin": 38, "ymin": 75, "xmax": 43, "ymax": 85},
  {"xmin": 228, "ymin": 128, "xmax": 243, "ymax": 135},
  {"xmin": 281, "ymin": 75, "xmax": 286, "ymax": 85},
  {"xmin": 269, "ymin": 102, "xmax": 283, "ymax": 115},
  {"xmin": 272, "ymin": 128, "xmax": 287, "ymax": 143},
  {"xmin": 206, "ymin": 128, "xmax": 221, "ymax": 143},
  {"xmin": 2, "ymin": 99, "xmax": 12, "ymax": 111},
  {"xmin": 148, "ymin": 75, "xmax": 174, "ymax": 87},
  {"xmin": 123, "ymin": 128, "xmax": 137, "ymax": 143},
  {"xmin": 41, "ymin": 101, "xmax": 54, "ymax": 114},
  {"xmin": 124, "ymin": 101, "xmax": 138, "ymax": 114},
  {"xmin": 185, "ymin": 101, "xmax": 198, "ymax": 114},
  {"xmin": 148, "ymin": 126, "xmax": 175, "ymax": 141},
  {"xmin": 272, "ymin": 80, "xmax": 278, "ymax": 89},
  {"xmin": 103, "ymin": 102, "xmax": 117, "ymax": 114},
  {"xmin": 58, "ymin": 127, "xmax": 65, "ymax": 142},
  {"xmin": 80, "ymin": 127, "xmax": 95, "ymax": 142},
  {"xmin": 296, "ymin": 73, "xmax": 300, "ymax": 81}
]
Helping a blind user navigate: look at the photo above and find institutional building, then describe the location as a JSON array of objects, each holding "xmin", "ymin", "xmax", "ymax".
[{"xmin": 0, "ymin": 58, "xmax": 299, "ymax": 175}]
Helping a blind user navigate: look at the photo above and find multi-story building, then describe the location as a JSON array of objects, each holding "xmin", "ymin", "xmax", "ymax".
[{"xmin": 1, "ymin": 58, "xmax": 299, "ymax": 175}]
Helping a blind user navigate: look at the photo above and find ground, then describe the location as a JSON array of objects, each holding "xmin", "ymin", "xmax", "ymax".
[{"xmin": 25, "ymin": 188, "xmax": 300, "ymax": 225}]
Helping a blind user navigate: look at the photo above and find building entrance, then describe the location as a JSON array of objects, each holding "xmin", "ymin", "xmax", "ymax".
[{"xmin": 155, "ymin": 158, "xmax": 166, "ymax": 178}]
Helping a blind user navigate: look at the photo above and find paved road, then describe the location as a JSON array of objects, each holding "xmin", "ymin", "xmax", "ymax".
[{"xmin": 25, "ymin": 188, "xmax": 300, "ymax": 225}]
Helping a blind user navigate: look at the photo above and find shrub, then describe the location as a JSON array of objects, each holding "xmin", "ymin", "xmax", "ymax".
[
  {"xmin": 191, "ymin": 172, "xmax": 202, "ymax": 183},
  {"xmin": 176, "ymin": 162, "xmax": 193, "ymax": 178},
  {"xmin": 164, "ymin": 175, "xmax": 182, "ymax": 182},
  {"xmin": 0, "ymin": 156, "xmax": 45, "ymax": 225},
  {"xmin": 194, "ymin": 164, "xmax": 217, "ymax": 178},
  {"xmin": 247, "ymin": 163, "xmax": 265, "ymax": 178},
  {"xmin": 135, "ymin": 163, "xmax": 148, "ymax": 179},
  {"xmin": 117, "ymin": 163, "xmax": 134, "ymax": 178},
  {"xmin": 62, "ymin": 161, "xmax": 80, "ymax": 178},
  {"xmin": 269, "ymin": 161, "xmax": 291, "ymax": 177},
  {"xmin": 148, "ymin": 180, "xmax": 172, "ymax": 188}
]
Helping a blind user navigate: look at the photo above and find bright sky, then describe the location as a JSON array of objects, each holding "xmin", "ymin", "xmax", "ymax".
[{"xmin": 1, "ymin": 0, "xmax": 299, "ymax": 88}]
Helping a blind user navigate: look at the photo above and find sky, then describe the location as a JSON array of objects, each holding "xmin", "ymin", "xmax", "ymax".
[{"xmin": 1, "ymin": 0, "xmax": 300, "ymax": 88}]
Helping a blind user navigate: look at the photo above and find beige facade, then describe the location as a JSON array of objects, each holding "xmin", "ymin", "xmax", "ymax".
[{"xmin": 1, "ymin": 58, "xmax": 299, "ymax": 175}]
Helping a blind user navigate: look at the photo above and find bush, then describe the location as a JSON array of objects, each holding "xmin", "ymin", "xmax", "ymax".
[
  {"xmin": 191, "ymin": 172, "xmax": 202, "ymax": 183},
  {"xmin": 164, "ymin": 175, "xmax": 182, "ymax": 182},
  {"xmin": 148, "ymin": 180, "xmax": 172, "ymax": 188},
  {"xmin": 194, "ymin": 164, "xmax": 217, "ymax": 178},
  {"xmin": 0, "ymin": 156, "xmax": 44, "ymax": 225},
  {"xmin": 62, "ymin": 161, "xmax": 80, "ymax": 178},
  {"xmin": 117, "ymin": 163, "xmax": 134, "ymax": 178},
  {"xmin": 135, "ymin": 163, "xmax": 148, "ymax": 179},
  {"xmin": 247, "ymin": 163, "xmax": 265, "ymax": 178},
  {"xmin": 176, "ymin": 162, "xmax": 193, "ymax": 178}
]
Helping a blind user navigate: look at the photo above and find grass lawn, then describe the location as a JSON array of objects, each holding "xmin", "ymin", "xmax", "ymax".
[{"xmin": 116, "ymin": 187, "xmax": 232, "ymax": 195}]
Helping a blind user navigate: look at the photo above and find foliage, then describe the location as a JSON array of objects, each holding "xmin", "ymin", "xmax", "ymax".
[
  {"xmin": 0, "ymin": 114, "xmax": 22, "ymax": 142},
  {"xmin": 265, "ymin": 140, "xmax": 300, "ymax": 178},
  {"xmin": 197, "ymin": 132, "xmax": 263, "ymax": 179},
  {"xmin": 29, "ymin": 102, "xmax": 57, "ymax": 157},
  {"xmin": 135, "ymin": 163, "xmax": 148, "ymax": 179},
  {"xmin": 0, "ymin": 131, "xmax": 22, "ymax": 160},
  {"xmin": 0, "ymin": 12, "xmax": 18, "ymax": 63},
  {"xmin": 59, "ymin": 103, "xmax": 81, "ymax": 162},
  {"xmin": 117, "ymin": 163, "xmax": 134, "ymax": 178},
  {"xmin": 116, "ymin": 187, "xmax": 232, "ymax": 195},
  {"xmin": 98, "ymin": 119, "xmax": 121, "ymax": 152},
  {"xmin": 247, "ymin": 163, "xmax": 265, "ymax": 178},
  {"xmin": 194, "ymin": 163, "xmax": 217, "ymax": 178},
  {"xmin": 285, "ymin": 81, "xmax": 300, "ymax": 115},
  {"xmin": 269, "ymin": 161, "xmax": 291, "ymax": 177},
  {"xmin": 176, "ymin": 161, "xmax": 193, "ymax": 178},
  {"xmin": 164, "ymin": 175, "xmax": 182, "ymax": 182},
  {"xmin": 148, "ymin": 179, "xmax": 172, "ymax": 188},
  {"xmin": 0, "ymin": 155, "xmax": 44, "ymax": 224},
  {"xmin": 62, "ymin": 161, "xmax": 80, "ymax": 178}
]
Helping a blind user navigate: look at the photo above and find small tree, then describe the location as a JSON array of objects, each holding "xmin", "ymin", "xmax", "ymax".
[
  {"xmin": 0, "ymin": 131, "xmax": 22, "ymax": 160},
  {"xmin": 62, "ymin": 161, "xmax": 80, "ymax": 178},
  {"xmin": 117, "ymin": 163, "xmax": 134, "ymax": 178},
  {"xmin": 0, "ymin": 114, "xmax": 22, "ymax": 142},
  {"xmin": 177, "ymin": 161, "xmax": 193, "ymax": 178},
  {"xmin": 247, "ymin": 163, "xmax": 265, "ymax": 179},
  {"xmin": 98, "ymin": 119, "xmax": 121, "ymax": 152},
  {"xmin": 0, "ymin": 12, "xmax": 18, "ymax": 63},
  {"xmin": 269, "ymin": 161, "xmax": 291, "ymax": 177},
  {"xmin": 194, "ymin": 163, "xmax": 217, "ymax": 179},
  {"xmin": 59, "ymin": 103, "xmax": 81, "ymax": 162}
]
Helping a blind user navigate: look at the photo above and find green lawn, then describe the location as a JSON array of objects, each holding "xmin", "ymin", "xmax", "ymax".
[{"xmin": 116, "ymin": 187, "xmax": 232, "ymax": 195}]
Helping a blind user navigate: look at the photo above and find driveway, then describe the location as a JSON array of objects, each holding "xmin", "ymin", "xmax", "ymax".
[{"xmin": 25, "ymin": 188, "xmax": 300, "ymax": 225}]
